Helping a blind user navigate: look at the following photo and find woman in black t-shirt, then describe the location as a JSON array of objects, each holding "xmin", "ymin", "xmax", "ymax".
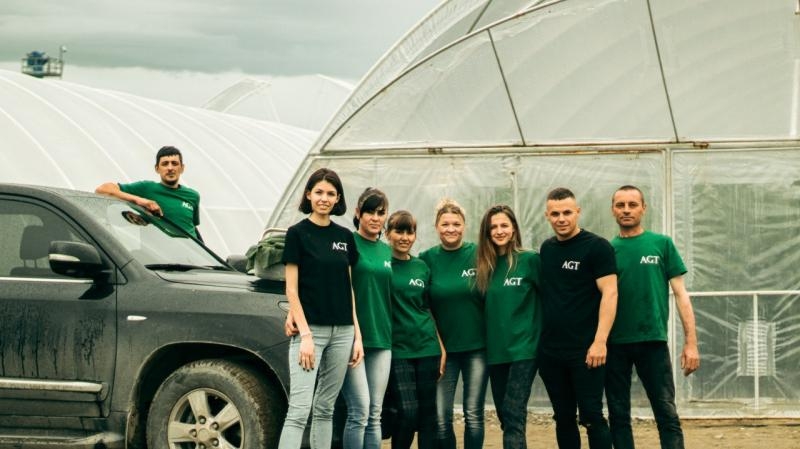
[{"xmin": 278, "ymin": 168, "xmax": 363, "ymax": 449}]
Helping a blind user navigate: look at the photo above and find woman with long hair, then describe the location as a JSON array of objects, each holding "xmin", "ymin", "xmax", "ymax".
[
  {"xmin": 419, "ymin": 199, "xmax": 488, "ymax": 449},
  {"xmin": 278, "ymin": 168, "xmax": 364, "ymax": 449},
  {"xmin": 341, "ymin": 188, "xmax": 393, "ymax": 449},
  {"xmin": 475, "ymin": 205, "xmax": 542, "ymax": 449}
]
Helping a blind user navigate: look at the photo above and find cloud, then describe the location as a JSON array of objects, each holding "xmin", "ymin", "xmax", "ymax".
[{"xmin": 0, "ymin": 0, "xmax": 438, "ymax": 77}]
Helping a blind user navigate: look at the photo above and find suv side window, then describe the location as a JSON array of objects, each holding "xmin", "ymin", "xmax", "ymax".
[{"xmin": 0, "ymin": 199, "xmax": 87, "ymax": 278}]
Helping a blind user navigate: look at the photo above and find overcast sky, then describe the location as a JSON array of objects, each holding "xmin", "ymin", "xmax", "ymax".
[{"xmin": 0, "ymin": 0, "xmax": 439, "ymax": 105}]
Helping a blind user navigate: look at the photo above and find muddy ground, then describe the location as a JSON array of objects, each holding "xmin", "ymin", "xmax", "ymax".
[{"xmin": 383, "ymin": 412, "xmax": 800, "ymax": 449}]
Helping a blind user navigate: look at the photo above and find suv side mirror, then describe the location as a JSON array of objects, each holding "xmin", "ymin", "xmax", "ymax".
[{"xmin": 49, "ymin": 241, "xmax": 106, "ymax": 279}]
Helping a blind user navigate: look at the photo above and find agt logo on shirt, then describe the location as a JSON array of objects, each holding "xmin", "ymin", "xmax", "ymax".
[
  {"xmin": 462, "ymin": 268, "xmax": 477, "ymax": 277},
  {"xmin": 641, "ymin": 255, "xmax": 660, "ymax": 264},
  {"xmin": 181, "ymin": 201, "xmax": 194, "ymax": 210},
  {"xmin": 504, "ymin": 277, "xmax": 522, "ymax": 287},
  {"xmin": 332, "ymin": 242, "xmax": 348, "ymax": 251},
  {"xmin": 409, "ymin": 278, "xmax": 425, "ymax": 287},
  {"xmin": 562, "ymin": 260, "xmax": 580, "ymax": 270},
  {"xmin": 384, "ymin": 261, "xmax": 392, "ymax": 268}
]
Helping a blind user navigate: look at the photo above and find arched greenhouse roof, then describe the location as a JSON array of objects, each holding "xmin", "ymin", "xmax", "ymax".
[
  {"xmin": 316, "ymin": 0, "xmax": 799, "ymax": 152},
  {"xmin": 271, "ymin": 0, "xmax": 800, "ymax": 417},
  {"xmin": 0, "ymin": 69, "xmax": 314, "ymax": 256}
]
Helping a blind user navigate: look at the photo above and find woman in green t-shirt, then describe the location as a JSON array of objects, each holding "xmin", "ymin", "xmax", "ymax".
[
  {"xmin": 476, "ymin": 205, "xmax": 541, "ymax": 449},
  {"xmin": 341, "ymin": 188, "xmax": 394, "ymax": 449},
  {"xmin": 386, "ymin": 210, "xmax": 444, "ymax": 449},
  {"xmin": 419, "ymin": 199, "xmax": 487, "ymax": 449}
]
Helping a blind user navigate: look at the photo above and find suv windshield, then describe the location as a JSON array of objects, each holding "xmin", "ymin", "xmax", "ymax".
[{"xmin": 69, "ymin": 194, "xmax": 229, "ymax": 270}]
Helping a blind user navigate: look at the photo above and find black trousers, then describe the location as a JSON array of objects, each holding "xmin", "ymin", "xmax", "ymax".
[{"xmin": 538, "ymin": 350, "xmax": 611, "ymax": 449}]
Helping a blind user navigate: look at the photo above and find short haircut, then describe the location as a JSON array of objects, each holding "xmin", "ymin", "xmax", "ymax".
[
  {"xmin": 613, "ymin": 185, "xmax": 646, "ymax": 205},
  {"xmin": 387, "ymin": 210, "xmax": 417, "ymax": 234},
  {"xmin": 298, "ymin": 168, "xmax": 347, "ymax": 216},
  {"xmin": 546, "ymin": 187, "xmax": 575, "ymax": 202},
  {"xmin": 155, "ymin": 146, "xmax": 182, "ymax": 165},
  {"xmin": 434, "ymin": 198, "xmax": 466, "ymax": 226},
  {"xmin": 353, "ymin": 187, "xmax": 388, "ymax": 229}
]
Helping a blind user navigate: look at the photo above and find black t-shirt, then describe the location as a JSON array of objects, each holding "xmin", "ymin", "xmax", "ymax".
[
  {"xmin": 539, "ymin": 229, "xmax": 616, "ymax": 355},
  {"xmin": 282, "ymin": 218, "xmax": 359, "ymax": 325}
]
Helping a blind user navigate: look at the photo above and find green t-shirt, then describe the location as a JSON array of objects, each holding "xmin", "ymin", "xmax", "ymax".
[
  {"xmin": 119, "ymin": 181, "xmax": 200, "ymax": 238},
  {"xmin": 419, "ymin": 242, "xmax": 485, "ymax": 352},
  {"xmin": 610, "ymin": 231, "xmax": 687, "ymax": 344},
  {"xmin": 352, "ymin": 232, "xmax": 393, "ymax": 350},
  {"xmin": 485, "ymin": 250, "xmax": 542, "ymax": 365},
  {"xmin": 390, "ymin": 256, "xmax": 441, "ymax": 359}
]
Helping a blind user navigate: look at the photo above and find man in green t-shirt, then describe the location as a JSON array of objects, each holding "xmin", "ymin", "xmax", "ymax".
[
  {"xmin": 606, "ymin": 185, "xmax": 700, "ymax": 449},
  {"xmin": 95, "ymin": 146, "xmax": 201, "ymax": 240}
]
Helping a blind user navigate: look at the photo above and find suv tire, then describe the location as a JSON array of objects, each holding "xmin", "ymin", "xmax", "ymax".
[{"xmin": 146, "ymin": 359, "xmax": 284, "ymax": 449}]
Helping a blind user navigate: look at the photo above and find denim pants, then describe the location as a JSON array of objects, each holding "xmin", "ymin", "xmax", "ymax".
[
  {"xmin": 436, "ymin": 349, "xmax": 489, "ymax": 449},
  {"xmin": 278, "ymin": 324, "xmax": 355, "ymax": 449},
  {"xmin": 606, "ymin": 341, "xmax": 684, "ymax": 449},
  {"xmin": 489, "ymin": 359, "xmax": 538, "ymax": 449},
  {"xmin": 538, "ymin": 350, "xmax": 611, "ymax": 449},
  {"xmin": 389, "ymin": 355, "xmax": 440, "ymax": 449},
  {"xmin": 341, "ymin": 348, "xmax": 392, "ymax": 449}
]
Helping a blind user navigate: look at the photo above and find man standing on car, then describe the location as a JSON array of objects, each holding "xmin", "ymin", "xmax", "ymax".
[
  {"xmin": 538, "ymin": 187, "xmax": 617, "ymax": 449},
  {"xmin": 605, "ymin": 185, "xmax": 700, "ymax": 449},
  {"xmin": 96, "ymin": 145, "xmax": 201, "ymax": 240}
]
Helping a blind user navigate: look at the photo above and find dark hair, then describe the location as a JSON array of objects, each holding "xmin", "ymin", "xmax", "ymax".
[
  {"xmin": 353, "ymin": 187, "xmax": 388, "ymax": 229},
  {"xmin": 386, "ymin": 210, "xmax": 417, "ymax": 234},
  {"xmin": 476, "ymin": 205, "xmax": 523, "ymax": 294},
  {"xmin": 298, "ymin": 168, "xmax": 347, "ymax": 216},
  {"xmin": 547, "ymin": 187, "xmax": 575, "ymax": 202},
  {"xmin": 613, "ymin": 185, "xmax": 646, "ymax": 205},
  {"xmin": 155, "ymin": 146, "xmax": 182, "ymax": 165}
]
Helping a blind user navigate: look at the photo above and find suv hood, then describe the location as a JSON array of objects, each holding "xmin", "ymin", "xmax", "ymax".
[{"xmin": 154, "ymin": 270, "xmax": 258, "ymax": 290}]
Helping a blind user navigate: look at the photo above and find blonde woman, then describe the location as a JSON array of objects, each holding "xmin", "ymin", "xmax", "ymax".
[{"xmin": 419, "ymin": 199, "xmax": 487, "ymax": 449}]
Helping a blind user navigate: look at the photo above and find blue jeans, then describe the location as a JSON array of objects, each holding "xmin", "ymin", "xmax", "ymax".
[
  {"xmin": 436, "ymin": 349, "xmax": 488, "ymax": 449},
  {"xmin": 278, "ymin": 324, "xmax": 355, "ymax": 449},
  {"xmin": 538, "ymin": 350, "xmax": 611, "ymax": 449},
  {"xmin": 489, "ymin": 359, "xmax": 538, "ymax": 449},
  {"xmin": 341, "ymin": 348, "xmax": 392, "ymax": 449},
  {"xmin": 606, "ymin": 341, "xmax": 684, "ymax": 449}
]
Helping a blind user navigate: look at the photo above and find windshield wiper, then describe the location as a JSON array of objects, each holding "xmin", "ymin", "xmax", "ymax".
[{"xmin": 145, "ymin": 263, "xmax": 214, "ymax": 272}]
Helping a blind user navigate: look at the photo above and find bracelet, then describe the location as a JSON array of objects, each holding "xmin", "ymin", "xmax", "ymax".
[{"xmin": 300, "ymin": 331, "xmax": 313, "ymax": 338}]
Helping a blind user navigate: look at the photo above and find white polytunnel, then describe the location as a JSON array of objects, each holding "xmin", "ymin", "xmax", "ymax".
[
  {"xmin": 0, "ymin": 69, "xmax": 315, "ymax": 257},
  {"xmin": 271, "ymin": 0, "xmax": 800, "ymax": 417}
]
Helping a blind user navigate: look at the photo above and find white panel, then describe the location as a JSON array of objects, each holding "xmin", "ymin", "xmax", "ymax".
[
  {"xmin": 492, "ymin": 0, "xmax": 675, "ymax": 144},
  {"xmin": 652, "ymin": 0, "xmax": 800, "ymax": 140},
  {"xmin": 328, "ymin": 32, "xmax": 521, "ymax": 150}
]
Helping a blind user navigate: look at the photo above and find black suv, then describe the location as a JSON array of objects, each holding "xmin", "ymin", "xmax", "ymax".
[{"xmin": 0, "ymin": 184, "xmax": 290, "ymax": 449}]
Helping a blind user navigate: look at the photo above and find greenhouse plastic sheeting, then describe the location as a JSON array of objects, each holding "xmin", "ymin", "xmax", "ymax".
[
  {"xmin": 318, "ymin": 0, "xmax": 799, "ymax": 151},
  {"xmin": 273, "ymin": 146, "xmax": 800, "ymax": 416},
  {"xmin": 0, "ymin": 69, "xmax": 314, "ymax": 256},
  {"xmin": 270, "ymin": 0, "xmax": 800, "ymax": 417}
]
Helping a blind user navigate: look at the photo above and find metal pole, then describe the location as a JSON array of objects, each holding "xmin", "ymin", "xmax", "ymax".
[{"xmin": 752, "ymin": 293, "xmax": 759, "ymax": 411}]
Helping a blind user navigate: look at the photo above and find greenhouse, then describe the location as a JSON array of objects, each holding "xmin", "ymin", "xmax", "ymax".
[
  {"xmin": 270, "ymin": 0, "xmax": 800, "ymax": 416},
  {"xmin": 0, "ymin": 69, "xmax": 315, "ymax": 257}
]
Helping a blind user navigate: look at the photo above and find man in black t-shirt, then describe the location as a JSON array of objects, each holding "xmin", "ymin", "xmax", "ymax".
[{"xmin": 538, "ymin": 187, "xmax": 617, "ymax": 449}]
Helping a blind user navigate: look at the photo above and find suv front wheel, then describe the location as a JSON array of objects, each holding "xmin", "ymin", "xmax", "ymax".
[{"xmin": 147, "ymin": 359, "xmax": 284, "ymax": 449}]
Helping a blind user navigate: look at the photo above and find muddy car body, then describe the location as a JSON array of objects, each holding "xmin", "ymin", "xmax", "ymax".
[{"xmin": 0, "ymin": 184, "xmax": 289, "ymax": 448}]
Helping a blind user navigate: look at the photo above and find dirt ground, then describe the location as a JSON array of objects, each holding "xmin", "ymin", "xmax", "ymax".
[
  {"xmin": 483, "ymin": 413, "xmax": 800, "ymax": 449},
  {"xmin": 386, "ymin": 412, "xmax": 800, "ymax": 449}
]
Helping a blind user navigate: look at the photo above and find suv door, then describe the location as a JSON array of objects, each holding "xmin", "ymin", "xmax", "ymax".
[{"xmin": 0, "ymin": 196, "xmax": 117, "ymax": 422}]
